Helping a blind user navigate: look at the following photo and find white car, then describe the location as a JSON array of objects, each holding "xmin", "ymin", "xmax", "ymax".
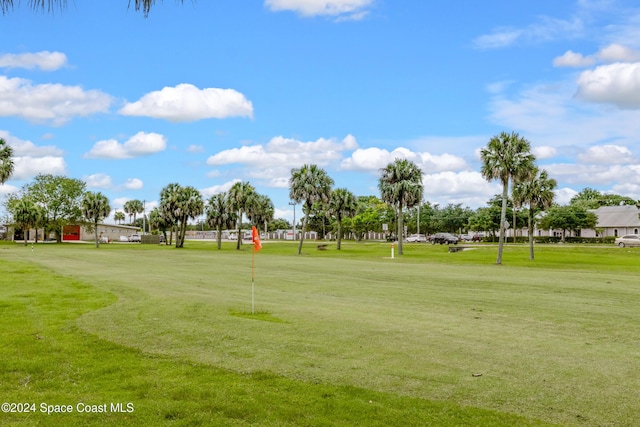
[
  {"xmin": 129, "ymin": 234, "xmax": 141, "ymax": 242},
  {"xmin": 406, "ymin": 234, "xmax": 427, "ymax": 243},
  {"xmin": 615, "ymin": 234, "xmax": 640, "ymax": 248}
]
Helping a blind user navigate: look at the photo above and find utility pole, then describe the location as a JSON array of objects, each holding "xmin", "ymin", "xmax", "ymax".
[{"xmin": 289, "ymin": 201, "xmax": 296, "ymax": 240}]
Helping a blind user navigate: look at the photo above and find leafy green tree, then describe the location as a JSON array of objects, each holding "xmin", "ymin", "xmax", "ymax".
[
  {"xmin": 480, "ymin": 131, "xmax": 536, "ymax": 264},
  {"xmin": 538, "ymin": 205, "xmax": 597, "ymax": 242},
  {"xmin": 328, "ymin": 188, "xmax": 357, "ymax": 250},
  {"xmin": 468, "ymin": 206, "xmax": 500, "ymax": 240},
  {"xmin": 81, "ymin": 191, "xmax": 111, "ymax": 248},
  {"xmin": 513, "ymin": 168, "xmax": 557, "ymax": 259},
  {"xmin": 206, "ymin": 192, "xmax": 236, "ymax": 250},
  {"xmin": 289, "ymin": 164, "xmax": 334, "ymax": 254},
  {"xmin": 149, "ymin": 207, "xmax": 172, "ymax": 244},
  {"xmin": 570, "ymin": 188, "xmax": 636, "ymax": 209},
  {"xmin": 268, "ymin": 218, "xmax": 290, "ymax": 232},
  {"xmin": 24, "ymin": 174, "xmax": 86, "ymax": 243},
  {"xmin": 0, "ymin": 0, "xmax": 184, "ymax": 16},
  {"xmin": 8, "ymin": 197, "xmax": 41, "ymax": 245},
  {"xmin": 436, "ymin": 203, "xmax": 474, "ymax": 234},
  {"xmin": 160, "ymin": 183, "xmax": 204, "ymax": 248},
  {"xmin": 0, "ymin": 138, "xmax": 14, "ymax": 185},
  {"xmin": 228, "ymin": 181, "xmax": 257, "ymax": 250},
  {"xmin": 378, "ymin": 158, "xmax": 423, "ymax": 255}
]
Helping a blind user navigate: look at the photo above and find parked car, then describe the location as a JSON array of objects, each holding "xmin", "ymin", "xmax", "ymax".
[
  {"xmin": 129, "ymin": 234, "xmax": 141, "ymax": 242},
  {"xmin": 406, "ymin": 234, "xmax": 427, "ymax": 243},
  {"xmin": 459, "ymin": 234, "xmax": 473, "ymax": 242},
  {"xmin": 615, "ymin": 234, "xmax": 640, "ymax": 248},
  {"xmin": 429, "ymin": 232, "xmax": 459, "ymax": 245}
]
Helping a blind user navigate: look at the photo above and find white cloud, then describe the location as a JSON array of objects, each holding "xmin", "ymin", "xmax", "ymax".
[
  {"xmin": 532, "ymin": 145, "xmax": 558, "ymax": 160},
  {"xmin": 423, "ymin": 171, "xmax": 501, "ymax": 208},
  {"xmin": 554, "ymin": 187, "xmax": 579, "ymax": 205},
  {"xmin": 124, "ymin": 178, "xmax": 144, "ymax": 190},
  {"xmin": 0, "ymin": 131, "xmax": 63, "ymax": 156},
  {"xmin": 12, "ymin": 156, "xmax": 66, "ymax": 180},
  {"xmin": 577, "ymin": 144, "xmax": 635, "ymax": 164},
  {"xmin": 576, "ymin": 62, "xmax": 640, "ymax": 109},
  {"xmin": 597, "ymin": 43, "xmax": 640, "ymax": 62},
  {"xmin": 119, "ymin": 83, "xmax": 253, "ymax": 122},
  {"xmin": 265, "ymin": 0, "xmax": 373, "ymax": 19},
  {"xmin": 341, "ymin": 147, "xmax": 467, "ymax": 173},
  {"xmin": 553, "ymin": 50, "xmax": 596, "ymax": 67},
  {"xmin": 0, "ymin": 51, "xmax": 67, "ymax": 71},
  {"xmin": 546, "ymin": 163, "xmax": 640, "ymax": 187},
  {"xmin": 0, "ymin": 76, "xmax": 112, "ymax": 126},
  {"xmin": 0, "ymin": 183, "xmax": 19, "ymax": 197},
  {"xmin": 207, "ymin": 134, "xmax": 357, "ymax": 168},
  {"xmin": 84, "ymin": 131, "xmax": 167, "ymax": 159},
  {"xmin": 199, "ymin": 179, "xmax": 241, "ymax": 198},
  {"xmin": 84, "ymin": 173, "xmax": 113, "ymax": 189}
]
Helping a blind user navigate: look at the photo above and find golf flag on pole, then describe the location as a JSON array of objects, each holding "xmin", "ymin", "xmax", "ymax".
[{"xmin": 252, "ymin": 226, "xmax": 262, "ymax": 252}]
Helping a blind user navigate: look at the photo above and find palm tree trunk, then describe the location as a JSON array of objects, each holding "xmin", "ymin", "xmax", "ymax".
[
  {"xmin": 497, "ymin": 182, "xmax": 508, "ymax": 264},
  {"xmin": 337, "ymin": 219, "xmax": 342, "ymax": 250},
  {"xmin": 513, "ymin": 207, "xmax": 517, "ymax": 243},
  {"xmin": 216, "ymin": 225, "xmax": 222, "ymax": 250},
  {"xmin": 298, "ymin": 213, "xmax": 309, "ymax": 255},
  {"xmin": 528, "ymin": 208, "xmax": 534, "ymax": 260},
  {"xmin": 236, "ymin": 211, "xmax": 242, "ymax": 250},
  {"xmin": 397, "ymin": 207, "xmax": 404, "ymax": 256},
  {"xmin": 94, "ymin": 221, "xmax": 99, "ymax": 248}
]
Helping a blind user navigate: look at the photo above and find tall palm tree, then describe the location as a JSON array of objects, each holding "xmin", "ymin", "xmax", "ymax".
[
  {"xmin": 289, "ymin": 164, "xmax": 334, "ymax": 255},
  {"xmin": 328, "ymin": 188, "xmax": 357, "ymax": 250},
  {"xmin": 114, "ymin": 211, "xmax": 125, "ymax": 225},
  {"xmin": 10, "ymin": 197, "xmax": 40, "ymax": 246},
  {"xmin": 512, "ymin": 168, "xmax": 557, "ymax": 260},
  {"xmin": 481, "ymin": 131, "xmax": 536, "ymax": 265},
  {"xmin": 378, "ymin": 158, "xmax": 423, "ymax": 256},
  {"xmin": 206, "ymin": 192, "xmax": 236, "ymax": 250},
  {"xmin": 0, "ymin": 138, "xmax": 14, "ymax": 185},
  {"xmin": 81, "ymin": 191, "xmax": 111, "ymax": 248},
  {"xmin": 160, "ymin": 183, "xmax": 203, "ymax": 248},
  {"xmin": 247, "ymin": 193, "xmax": 274, "ymax": 235},
  {"xmin": 228, "ymin": 181, "xmax": 257, "ymax": 250},
  {"xmin": 123, "ymin": 200, "xmax": 134, "ymax": 224}
]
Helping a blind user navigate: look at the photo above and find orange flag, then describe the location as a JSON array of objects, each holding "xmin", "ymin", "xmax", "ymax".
[{"xmin": 252, "ymin": 226, "xmax": 262, "ymax": 252}]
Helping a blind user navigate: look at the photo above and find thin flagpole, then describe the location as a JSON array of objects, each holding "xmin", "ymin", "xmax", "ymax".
[{"xmin": 251, "ymin": 247, "xmax": 255, "ymax": 315}]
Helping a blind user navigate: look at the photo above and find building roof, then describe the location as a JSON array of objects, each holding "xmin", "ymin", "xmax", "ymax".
[{"xmin": 590, "ymin": 205, "xmax": 640, "ymax": 228}]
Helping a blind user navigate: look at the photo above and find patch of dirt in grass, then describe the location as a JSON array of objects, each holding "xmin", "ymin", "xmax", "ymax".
[{"xmin": 229, "ymin": 310, "xmax": 288, "ymax": 323}]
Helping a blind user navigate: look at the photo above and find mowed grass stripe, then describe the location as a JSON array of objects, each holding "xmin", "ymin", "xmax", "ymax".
[{"xmin": 0, "ymin": 255, "xmax": 548, "ymax": 426}]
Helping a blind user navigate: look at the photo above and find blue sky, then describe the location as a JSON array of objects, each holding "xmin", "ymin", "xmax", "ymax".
[{"xmin": 2, "ymin": 0, "xmax": 640, "ymax": 224}]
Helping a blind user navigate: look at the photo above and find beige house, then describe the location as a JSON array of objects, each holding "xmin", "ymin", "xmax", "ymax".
[
  {"xmin": 5, "ymin": 223, "xmax": 139, "ymax": 242},
  {"xmin": 582, "ymin": 205, "xmax": 640, "ymax": 237}
]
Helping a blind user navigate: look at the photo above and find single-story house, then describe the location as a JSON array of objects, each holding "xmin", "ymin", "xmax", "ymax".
[
  {"xmin": 4, "ymin": 223, "xmax": 139, "ymax": 242},
  {"xmin": 582, "ymin": 205, "xmax": 640, "ymax": 237}
]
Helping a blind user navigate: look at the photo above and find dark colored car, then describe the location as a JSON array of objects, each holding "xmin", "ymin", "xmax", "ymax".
[{"xmin": 429, "ymin": 232, "xmax": 459, "ymax": 245}]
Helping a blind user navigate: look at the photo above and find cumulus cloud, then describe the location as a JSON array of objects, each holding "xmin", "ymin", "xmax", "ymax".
[
  {"xmin": 199, "ymin": 179, "xmax": 241, "ymax": 198},
  {"xmin": 84, "ymin": 132, "xmax": 167, "ymax": 159},
  {"xmin": 423, "ymin": 171, "xmax": 501, "ymax": 207},
  {"xmin": 207, "ymin": 134, "xmax": 357, "ymax": 168},
  {"xmin": 577, "ymin": 144, "xmax": 635, "ymax": 164},
  {"xmin": 341, "ymin": 147, "xmax": 467, "ymax": 173},
  {"xmin": 597, "ymin": 43, "xmax": 640, "ymax": 62},
  {"xmin": 12, "ymin": 156, "xmax": 66, "ymax": 180},
  {"xmin": 553, "ymin": 50, "xmax": 596, "ymax": 67},
  {"xmin": 0, "ymin": 76, "xmax": 112, "ymax": 126},
  {"xmin": 554, "ymin": 187, "xmax": 579, "ymax": 205},
  {"xmin": 545, "ymin": 163, "xmax": 640, "ymax": 187},
  {"xmin": 0, "ymin": 131, "xmax": 63, "ymax": 157},
  {"xmin": 119, "ymin": 84, "xmax": 253, "ymax": 122},
  {"xmin": 0, "ymin": 51, "xmax": 67, "ymax": 71},
  {"xmin": 264, "ymin": 0, "xmax": 373, "ymax": 19},
  {"xmin": 576, "ymin": 62, "xmax": 640, "ymax": 109},
  {"xmin": 84, "ymin": 173, "xmax": 113, "ymax": 189},
  {"xmin": 0, "ymin": 183, "xmax": 19, "ymax": 197},
  {"xmin": 532, "ymin": 146, "xmax": 558, "ymax": 160},
  {"xmin": 124, "ymin": 178, "xmax": 144, "ymax": 190}
]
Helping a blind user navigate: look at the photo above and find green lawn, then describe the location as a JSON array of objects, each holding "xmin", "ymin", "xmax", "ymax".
[{"xmin": 2, "ymin": 240, "xmax": 639, "ymax": 426}]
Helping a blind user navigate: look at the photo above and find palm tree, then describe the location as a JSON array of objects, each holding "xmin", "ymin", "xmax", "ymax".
[
  {"xmin": 247, "ymin": 193, "xmax": 274, "ymax": 235},
  {"xmin": 81, "ymin": 191, "xmax": 111, "ymax": 248},
  {"xmin": 123, "ymin": 201, "xmax": 134, "ymax": 224},
  {"xmin": 114, "ymin": 211, "xmax": 125, "ymax": 225},
  {"xmin": 512, "ymin": 168, "xmax": 557, "ymax": 260},
  {"xmin": 1, "ymin": 0, "xmax": 185, "ymax": 16},
  {"xmin": 481, "ymin": 131, "xmax": 536, "ymax": 265},
  {"xmin": 206, "ymin": 192, "xmax": 236, "ymax": 250},
  {"xmin": 228, "ymin": 181, "xmax": 257, "ymax": 250},
  {"xmin": 10, "ymin": 197, "xmax": 40, "ymax": 246},
  {"xmin": 0, "ymin": 138, "xmax": 14, "ymax": 185},
  {"xmin": 159, "ymin": 183, "xmax": 203, "ymax": 248},
  {"xmin": 328, "ymin": 188, "xmax": 357, "ymax": 250},
  {"xmin": 378, "ymin": 158, "xmax": 423, "ymax": 256},
  {"xmin": 289, "ymin": 164, "xmax": 334, "ymax": 255}
]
